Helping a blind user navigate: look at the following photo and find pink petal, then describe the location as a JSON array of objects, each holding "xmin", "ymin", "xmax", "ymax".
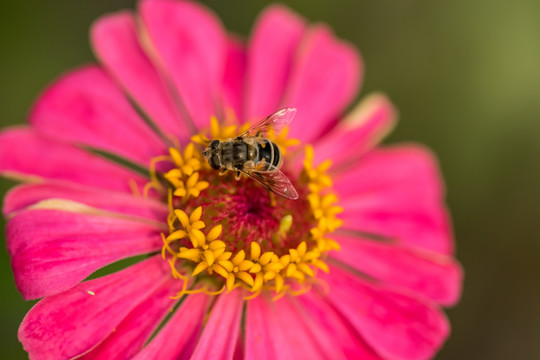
[
  {"xmin": 331, "ymin": 234, "xmax": 463, "ymax": 306},
  {"xmin": 244, "ymin": 295, "xmax": 280, "ymax": 360},
  {"xmin": 132, "ymin": 294, "xmax": 209, "ymax": 360},
  {"xmin": 191, "ymin": 291, "xmax": 243, "ymax": 360},
  {"xmin": 30, "ymin": 65, "xmax": 167, "ymax": 166},
  {"xmin": 335, "ymin": 145, "xmax": 454, "ymax": 254},
  {"xmin": 246, "ymin": 295, "xmax": 347, "ymax": 360},
  {"xmin": 7, "ymin": 209, "xmax": 165, "ymax": 300},
  {"xmin": 313, "ymin": 94, "xmax": 397, "ymax": 168},
  {"xmin": 322, "ymin": 265, "xmax": 450, "ymax": 360},
  {"xmin": 0, "ymin": 127, "xmax": 148, "ymax": 194},
  {"xmin": 91, "ymin": 11, "xmax": 190, "ymax": 139},
  {"xmin": 81, "ymin": 276, "xmax": 179, "ymax": 360},
  {"xmin": 139, "ymin": 0, "xmax": 226, "ymax": 129},
  {"xmin": 222, "ymin": 37, "xmax": 246, "ymax": 121},
  {"xmin": 18, "ymin": 256, "xmax": 174, "ymax": 360},
  {"xmin": 283, "ymin": 26, "xmax": 362, "ymax": 142},
  {"xmin": 244, "ymin": 5, "xmax": 306, "ymax": 122},
  {"xmin": 297, "ymin": 293, "xmax": 382, "ymax": 360},
  {"xmin": 3, "ymin": 182, "xmax": 167, "ymax": 221}
]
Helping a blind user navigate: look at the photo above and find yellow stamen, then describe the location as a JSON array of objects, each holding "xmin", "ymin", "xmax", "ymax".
[
  {"xmin": 278, "ymin": 215, "xmax": 293, "ymax": 237},
  {"xmin": 156, "ymin": 125, "xmax": 342, "ymax": 299}
]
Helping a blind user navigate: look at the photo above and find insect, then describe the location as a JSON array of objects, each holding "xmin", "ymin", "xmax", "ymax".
[{"xmin": 202, "ymin": 108, "xmax": 299, "ymax": 200}]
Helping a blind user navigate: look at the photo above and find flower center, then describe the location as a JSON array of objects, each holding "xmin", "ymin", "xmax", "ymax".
[
  {"xmin": 148, "ymin": 117, "xmax": 342, "ymax": 298},
  {"xmin": 197, "ymin": 169, "xmax": 312, "ymax": 254}
]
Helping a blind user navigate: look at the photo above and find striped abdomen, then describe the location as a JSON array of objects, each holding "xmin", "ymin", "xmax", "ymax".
[{"xmin": 256, "ymin": 139, "xmax": 282, "ymax": 170}]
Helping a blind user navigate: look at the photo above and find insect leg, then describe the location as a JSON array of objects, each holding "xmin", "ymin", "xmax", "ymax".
[{"xmin": 269, "ymin": 192, "xmax": 276, "ymax": 207}]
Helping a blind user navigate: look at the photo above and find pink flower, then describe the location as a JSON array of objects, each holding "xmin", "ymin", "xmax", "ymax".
[{"xmin": 0, "ymin": 1, "xmax": 462, "ymax": 359}]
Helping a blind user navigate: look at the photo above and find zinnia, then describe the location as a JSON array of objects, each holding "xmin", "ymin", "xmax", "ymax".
[{"xmin": 0, "ymin": 1, "xmax": 463, "ymax": 359}]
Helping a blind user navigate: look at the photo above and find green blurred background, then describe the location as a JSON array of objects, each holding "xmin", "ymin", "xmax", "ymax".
[{"xmin": 1, "ymin": 0, "xmax": 539, "ymax": 359}]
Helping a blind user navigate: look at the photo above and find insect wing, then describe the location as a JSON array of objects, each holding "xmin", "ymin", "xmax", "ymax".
[
  {"xmin": 238, "ymin": 108, "xmax": 297, "ymax": 139},
  {"xmin": 241, "ymin": 163, "xmax": 299, "ymax": 200}
]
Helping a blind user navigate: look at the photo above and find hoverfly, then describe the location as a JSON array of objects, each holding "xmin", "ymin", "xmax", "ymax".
[{"xmin": 202, "ymin": 108, "xmax": 299, "ymax": 200}]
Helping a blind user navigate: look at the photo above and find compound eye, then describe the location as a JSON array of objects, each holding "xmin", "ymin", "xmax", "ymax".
[
  {"xmin": 209, "ymin": 154, "xmax": 221, "ymax": 170},
  {"xmin": 210, "ymin": 140, "xmax": 220, "ymax": 150}
]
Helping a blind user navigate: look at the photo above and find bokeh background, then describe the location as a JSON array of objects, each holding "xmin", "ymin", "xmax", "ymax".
[{"xmin": 1, "ymin": 0, "xmax": 539, "ymax": 359}]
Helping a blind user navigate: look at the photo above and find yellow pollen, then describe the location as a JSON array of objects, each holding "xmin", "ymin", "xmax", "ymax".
[
  {"xmin": 267, "ymin": 126, "xmax": 300, "ymax": 156},
  {"xmin": 191, "ymin": 116, "xmax": 250, "ymax": 146},
  {"xmin": 303, "ymin": 145, "xmax": 333, "ymax": 193},
  {"xmin": 163, "ymin": 145, "xmax": 209, "ymax": 201},
  {"xmin": 153, "ymin": 119, "xmax": 341, "ymax": 299},
  {"xmin": 278, "ymin": 215, "xmax": 293, "ymax": 237}
]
